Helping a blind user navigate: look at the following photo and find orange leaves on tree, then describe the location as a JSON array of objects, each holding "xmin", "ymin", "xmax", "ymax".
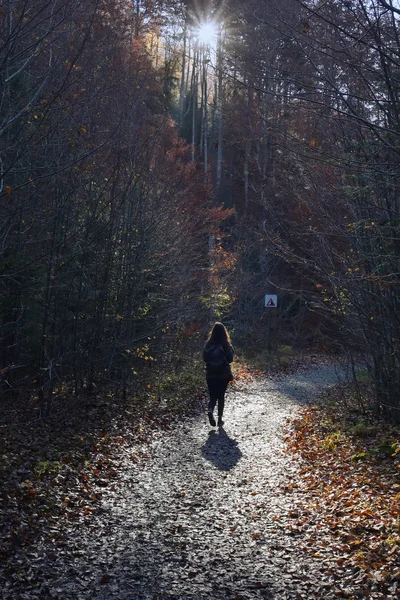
[
  {"xmin": 208, "ymin": 206, "xmax": 234, "ymax": 223},
  {"xmin": 213, "ymin": 245, "xmax": 237, "ymax": 273}
]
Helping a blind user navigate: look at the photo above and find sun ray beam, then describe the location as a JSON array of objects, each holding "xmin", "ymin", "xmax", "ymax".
[{"xmin": 197, "ymin": 21, "xmax": 218, "ymax": 46}]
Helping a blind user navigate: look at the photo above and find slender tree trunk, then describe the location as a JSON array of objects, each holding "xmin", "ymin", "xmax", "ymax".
[
  {"xmin": 216, "ymin": 31, "xmax": 224, "ymax": 191},
  {"xmin": 38, "ymin": 206, "xmax": 58, "ymax": 415},
  {"xmin": 203, "ymin": 48, "xmax": 208, "ymax": 180},
  {"xmin": 134, "ymin": 0, "xmax": 140, "ymax": 37},
  {"xmin": 186, "ymin": 38, "xmax": 192, "ymax": 102},
  {"xmin": 191, "ymin": 48, "xmax": 198, "ymax": 162},
  {"xmin": 199, "ymin": 48, "xmax": 205, "ymax": 157},
  {"xmin": 244, "ymin": 139, "xmax": 251, "ymax": 209},
  {"xmin": 179, "ymin": 23, "xmax": 187, "ymax": 129}
]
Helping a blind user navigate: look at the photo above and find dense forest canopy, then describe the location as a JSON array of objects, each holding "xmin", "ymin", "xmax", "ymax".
[{"xmin": 1, "ymin": 0, "xmax": 399, "ymax": 419}]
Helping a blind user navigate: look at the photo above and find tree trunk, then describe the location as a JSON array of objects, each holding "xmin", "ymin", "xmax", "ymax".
[{"xmin": 216, "ymin": 31, "xmax": 224, "ymax": 192}]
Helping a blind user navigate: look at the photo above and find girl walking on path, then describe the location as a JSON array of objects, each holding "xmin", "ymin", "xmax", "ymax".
[{"xmin": 203, "ymin": 322, "xmax": 234, "ymax": 427}]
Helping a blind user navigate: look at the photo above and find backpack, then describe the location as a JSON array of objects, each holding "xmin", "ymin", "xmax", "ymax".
[{"xmin": 205, "ymin": 344, "xmax": 227, "ymax": 374}]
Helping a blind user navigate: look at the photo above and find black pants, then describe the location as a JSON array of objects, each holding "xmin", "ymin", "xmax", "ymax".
[{"xmin": 207, "ymin": 378, "xmax": 229, "ymax": 418}]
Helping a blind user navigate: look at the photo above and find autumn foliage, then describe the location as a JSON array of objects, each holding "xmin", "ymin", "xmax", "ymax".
[
  {"xmin": 0, "ymin": 0, "xmax": 228, "ymax": 407},
  {"xmin": 285, "ymin": 407, "xmax": 400, "ymax": 597}
]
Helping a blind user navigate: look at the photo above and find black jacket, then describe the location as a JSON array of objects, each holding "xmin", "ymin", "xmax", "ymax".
[{"xmin": 203, "ymin": 342, "xmax": 234, "ymax": 380}]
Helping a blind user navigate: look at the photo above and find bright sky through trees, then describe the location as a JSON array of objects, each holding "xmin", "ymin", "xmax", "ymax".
[{"xmin": 197, "ymin": 21, "xmax": 218, "ymax": 45}]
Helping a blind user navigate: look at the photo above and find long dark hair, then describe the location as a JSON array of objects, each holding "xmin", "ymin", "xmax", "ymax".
[{"xmin": 205, "ymin": 322, "xmax": 231, "ymax": 348}]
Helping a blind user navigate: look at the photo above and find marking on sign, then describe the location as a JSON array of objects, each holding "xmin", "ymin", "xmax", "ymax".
[{"xmin": 264, "ymin": 295, "xmax": 278, "ymax": 308}]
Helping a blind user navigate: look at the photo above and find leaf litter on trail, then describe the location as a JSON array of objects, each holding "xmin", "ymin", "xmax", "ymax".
[
  {"xmin": 0, "ymin": 387, "xmax": 184, "ymax": 599},
  {"xmin": 284, "ymin": 406, "xmax": 400, "ymax": 598}
]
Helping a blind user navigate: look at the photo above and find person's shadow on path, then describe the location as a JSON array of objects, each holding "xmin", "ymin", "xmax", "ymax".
[{"xmin": 201, "ymin": 427, "xmax": 242, "ymax": 471}]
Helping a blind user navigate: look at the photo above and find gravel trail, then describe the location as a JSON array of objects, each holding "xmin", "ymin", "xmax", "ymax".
[{"xmin": 53, "ymin": 364, "xmax": 346, "ymax": 600}]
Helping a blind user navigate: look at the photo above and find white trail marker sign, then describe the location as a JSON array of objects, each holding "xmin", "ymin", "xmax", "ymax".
[{"xmin": 264, "ymin": 295, "xmax": 278, "ymax": 308}]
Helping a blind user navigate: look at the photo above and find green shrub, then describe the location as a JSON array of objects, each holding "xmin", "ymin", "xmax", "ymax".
[
  {"xmin": 355, "ymin": 369, "xmax": 371, "ymax": 383},
  {"xmin": 278, "ymin": 345, "xmax": 294, "ymax": 356},
  {"xmin": 350, "ymin": 421, "xmax": 377, "ymax": 438}
]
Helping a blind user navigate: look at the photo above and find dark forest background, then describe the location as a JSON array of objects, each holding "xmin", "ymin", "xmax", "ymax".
[{"xmin": 1, "ymin": 0, "xmax": 399, "ymax": 420}]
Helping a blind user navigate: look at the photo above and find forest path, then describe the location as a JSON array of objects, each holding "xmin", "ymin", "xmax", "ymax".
[{"xmin": 52, "ymin": 364, "xmax": 345, "ymax": 600}]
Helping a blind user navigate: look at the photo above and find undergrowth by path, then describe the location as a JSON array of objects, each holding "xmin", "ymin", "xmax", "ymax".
[
  {"xmin": 0, "ymin": 357, "xmax": 260, "ymax": 591},
  {"xmin": 285, "ymin": 404, "xmax": 400, "ymax": 598},
  {"xmin": 0, "ymin": 353, "xmax": 369, "ymax": 597}
]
